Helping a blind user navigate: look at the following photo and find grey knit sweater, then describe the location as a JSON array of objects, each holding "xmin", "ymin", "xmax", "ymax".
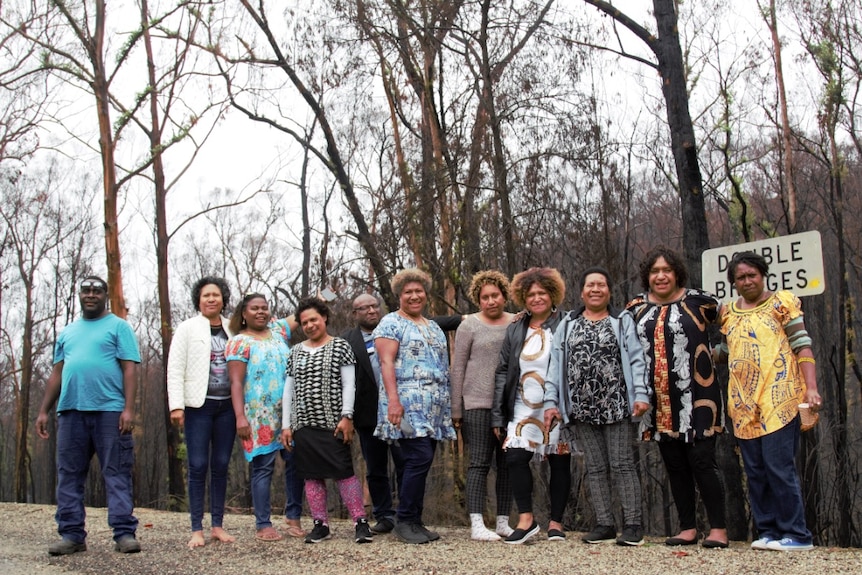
[{"xmin": 450, "ymin": 314, "xmax": 510, "ymax": 418}]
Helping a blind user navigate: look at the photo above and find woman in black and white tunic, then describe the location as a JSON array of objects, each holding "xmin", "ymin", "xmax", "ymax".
[{"xmin": 282, "ymin": 298, "xmax": 373, "ymax": 545}]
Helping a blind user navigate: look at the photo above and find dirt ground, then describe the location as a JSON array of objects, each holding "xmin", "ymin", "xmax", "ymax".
[{"xmin": 1, "ymin": 502, "xmax": 861, "ymax": 575}]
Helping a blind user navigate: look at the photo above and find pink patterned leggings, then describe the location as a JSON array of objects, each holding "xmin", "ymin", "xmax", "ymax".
[{"xmin": 304, "ymin": 475, "xmax": 365, "ymax": 523}]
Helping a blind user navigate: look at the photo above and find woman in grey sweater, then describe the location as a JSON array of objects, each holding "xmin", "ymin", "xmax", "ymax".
[{"xmin": 451, "ymin": 270, "xmax": 514, "ymax": 541}]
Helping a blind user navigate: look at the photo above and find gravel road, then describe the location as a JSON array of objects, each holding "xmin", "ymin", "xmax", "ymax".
[{"xmin": 1, "ymin": 503, "xmax": 860, "ymax": 575}]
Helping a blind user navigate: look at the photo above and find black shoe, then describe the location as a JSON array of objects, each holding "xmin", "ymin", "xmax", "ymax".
[
  {"xmin": 370, "ymin": 517, "xmax": 395, "ymax": 534},
  {"xmin": 418, "ymin": 523, "xmax": 440, "ymax": 541},
  {"xmin": 48, "ymin": 538, "xmax": 87, "ymax": 556},
  {"xmin": 355, "ymin": 518, "xmax": 373, "ymax": 544},
  {"xmin": 114, "ymin": 535, "xmax": 141, "ymax": 553},
  {"xmin": 394, "ymin": 521, "xmax": 430, "ymax": 544},
  {"xmin": 547, "ymin": 528, "xmax": 566, "ymax": 541},
  {"xmin": 582, "ymin": 525, "xmax": 617, "ymax": 544},
  {"xmin": 616, "ymin": 525, "xmax": 644, "ymax": 546},
  {"xmin": 305, "ymin": 520, "xmax": 332, "ymax": 543},
  {"xmin": 504, "ymin": 521, "xmax": 540, "ymax": 545}
]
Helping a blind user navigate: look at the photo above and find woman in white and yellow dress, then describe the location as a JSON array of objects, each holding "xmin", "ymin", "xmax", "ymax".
[{"xmin": 492, "ymin": 267, "xmax": 571, "ymax": 544}]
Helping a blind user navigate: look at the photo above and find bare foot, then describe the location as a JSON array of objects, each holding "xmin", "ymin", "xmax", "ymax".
[
  {"xmin": 210, "ymin": 527, "xmax": 235, "ymax": 543},
  {"xmin": 187, "ymin": 531, "xmax": 206, "ymax": 549},
  {"xmin": 548, "ymin": 520, "xmax": 564, "ymax": 533}
]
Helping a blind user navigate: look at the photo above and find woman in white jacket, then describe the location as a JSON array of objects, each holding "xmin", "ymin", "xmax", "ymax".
[{"xmin": 167, "ymin": 277, "xmax": 236, "ymax": 549}]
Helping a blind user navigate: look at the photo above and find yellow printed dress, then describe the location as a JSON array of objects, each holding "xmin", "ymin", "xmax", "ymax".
[{"xmin": 720, "ymin": 291, "xmax": 806, "ymax": 440}]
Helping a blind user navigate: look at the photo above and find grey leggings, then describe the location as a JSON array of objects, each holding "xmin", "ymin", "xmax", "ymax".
[
  {"xmin": 463, "ymin": 409, "xmax": 512, "ymax": 515},
  {"xmin": 575, "ymin": 420, "xmax": 642, "ymax": 527}
]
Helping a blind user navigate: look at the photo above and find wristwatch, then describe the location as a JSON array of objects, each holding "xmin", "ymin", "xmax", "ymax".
[{"xmin": 341, "ymin": 413, "xmax": 353, "ymax": 421}]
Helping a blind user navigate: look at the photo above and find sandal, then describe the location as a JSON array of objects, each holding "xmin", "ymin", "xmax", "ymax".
[
  {"xmin": 285, "ymin": 518, "xmax": 306, "ymax": 538},
  {"xmin": 255, "ymin": 527, "xmax": 283, "ymax": 542}
]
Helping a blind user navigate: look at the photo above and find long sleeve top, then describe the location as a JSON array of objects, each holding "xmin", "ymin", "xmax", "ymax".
[{"xmin": 450, "ymin": 314, "xmax": 509, "ymax": 418}]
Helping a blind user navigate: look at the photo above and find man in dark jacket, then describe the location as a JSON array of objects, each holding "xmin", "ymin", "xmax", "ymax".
[{"xmin": 341, "ymin": 294, "xmax": 403, "ymax": 534}]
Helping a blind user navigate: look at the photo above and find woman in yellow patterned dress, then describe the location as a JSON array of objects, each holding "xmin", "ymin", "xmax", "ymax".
[{"xmin": 719, "ymin": 251, "xmax": 821, "ymax": 551}]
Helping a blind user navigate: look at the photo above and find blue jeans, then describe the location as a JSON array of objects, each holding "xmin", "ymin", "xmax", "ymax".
[
  {"xmin": 282, "ymin": 448, "xmax": 303, "ymax": 520},
  {"xmin": 184, "ymin": 398, "xmax": 236, "ymax": 531},
  {"xmin": 396, "ymin": 437, "xmax": 435, "ymax": 524},
  {"xmin": 357, "ymin": 426, "xmax": 404, "ymax": 521},
  {"xmin": 56, "ymin": 410, "xmax": 137, "ymax": 543},
  {"xmin": 250, "ymin": 449, "xmax": 303, "ymax": 529},
  {"xmin": 738, "ymin": 416, "xmax": 812, "ymax": 543}
]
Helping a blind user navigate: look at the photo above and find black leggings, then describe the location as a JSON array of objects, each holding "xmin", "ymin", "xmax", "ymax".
[
  {"xmin": 507, "ymin": 448, "xmax": 571, "ymax": 522},
  {"xmin": 659, "ymin": 437, "xmax": 726, "ymax": 530}
]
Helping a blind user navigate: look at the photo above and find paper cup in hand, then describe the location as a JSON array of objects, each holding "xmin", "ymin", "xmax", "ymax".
[{"xmin": 798, "ymin": 403, "xmax": 819, "ymax": 432}]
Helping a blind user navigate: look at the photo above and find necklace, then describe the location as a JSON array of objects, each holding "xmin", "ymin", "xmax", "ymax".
[
  {"xmin": 583, "ymin": 310, "xmax": 609, "ymax": 321},
  {"xmin": 397, "ymin": 309, "xmax": 428, "ymax": 325}
]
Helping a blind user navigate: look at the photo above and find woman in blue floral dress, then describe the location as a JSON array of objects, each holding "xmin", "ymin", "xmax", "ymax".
[
  {"xmin": 374, "ymin": 268, "xmax": 456, "ymax": 544},
  {"xmin": 226, "ymin": 293, "xmax": 300, "ymax": 541}
]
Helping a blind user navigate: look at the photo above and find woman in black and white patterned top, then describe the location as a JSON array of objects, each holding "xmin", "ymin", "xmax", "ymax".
[
  {"xmin": 544, "ymin": 267, "xmax": 650, "ymax": 547},
  {"xmin": 282, "ymin": 298, "xmax": 373, "ymax": 545}
]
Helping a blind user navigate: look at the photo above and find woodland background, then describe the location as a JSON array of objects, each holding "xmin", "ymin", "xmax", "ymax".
[{"xmin": 0, "ymin": 0, "xmax": 860, "ymax": 547}]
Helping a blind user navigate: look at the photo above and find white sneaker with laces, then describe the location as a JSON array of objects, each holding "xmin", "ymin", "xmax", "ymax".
[{"xmin": 751, "ymin": 537, "xmax": 772, "ymax": 550}]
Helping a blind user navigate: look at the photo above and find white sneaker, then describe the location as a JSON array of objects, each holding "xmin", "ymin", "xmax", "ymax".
[
  {"xmin": 766, "ymin": 537, "xmax": 814, "ymax": 551},
  {"xmin": 751, "ymin": 537, "xmax": 773, "ymax": 550}
]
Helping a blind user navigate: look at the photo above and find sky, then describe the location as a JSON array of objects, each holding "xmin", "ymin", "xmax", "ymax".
[{"xmin": 17, "ymin": 0, "xmax": 825, "ymax": 311}]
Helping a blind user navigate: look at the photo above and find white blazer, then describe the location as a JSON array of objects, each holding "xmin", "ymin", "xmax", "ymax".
[{"xmin": 167, "ymin": 314, "xmax": 233, "ymax": 411}]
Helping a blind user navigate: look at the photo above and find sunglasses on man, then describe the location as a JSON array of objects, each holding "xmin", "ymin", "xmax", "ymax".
[{"xmin": 79, "ymin": 280, "xmax": 107, "ymax": 294}]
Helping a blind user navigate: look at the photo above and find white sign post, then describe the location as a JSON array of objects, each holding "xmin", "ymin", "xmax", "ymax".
[{"xmin": 701, "ymin": 230, "xmax": 825, "ymax": 301}]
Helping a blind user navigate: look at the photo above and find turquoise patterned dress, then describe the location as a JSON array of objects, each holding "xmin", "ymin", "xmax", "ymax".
[
  {"xmin": 372, "ymin": 313, "xmax": 457, "ymax": 441},
  {"xmin": 225, "ymin": 318, "xmax": 291, "ymax": 461}
]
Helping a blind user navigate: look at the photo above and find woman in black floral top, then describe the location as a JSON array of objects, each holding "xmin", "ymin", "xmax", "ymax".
[
  {"xmin": 626, "ymin": 247, "xmax": 727, "ymax": 549},
  {"xmin": 544, "ymin": 267, "xmax": 650, "ymax": 547}
]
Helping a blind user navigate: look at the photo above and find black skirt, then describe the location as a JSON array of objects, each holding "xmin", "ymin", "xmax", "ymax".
[{"xmin": 293, "ymin": 426, "xmax": 355, "ymax": 480}]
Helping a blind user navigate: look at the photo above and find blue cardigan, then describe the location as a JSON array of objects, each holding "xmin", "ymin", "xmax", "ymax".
[{"xmin": 543, "ymin": 306, "xmax": 651, "ymax": 424}]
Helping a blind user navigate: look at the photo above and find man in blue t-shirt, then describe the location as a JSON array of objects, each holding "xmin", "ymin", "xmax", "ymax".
[{"xmin": 35, "ymin": 276, "xmax": 142, "ymax": 556}]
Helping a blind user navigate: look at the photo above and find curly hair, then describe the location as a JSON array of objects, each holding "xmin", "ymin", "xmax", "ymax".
[
  {"xmin": 638, "ymin": 247, "xmax": 688, "ymax": 291},
  {"xmin": 727, "ymin": 251, "xmax": 769, "ymax": 283},
  {"xmin": 510, "ymin": 267, "xmax": 565, "ymax": 308},
  {"xmin": 295, "ymin": 297, "xmax": 330, "ymax": 325},
  {"xmin": 391, "ymin": 268, "xmax": 432, "ymax": 297},
  {"xmin": 191, "ymin": 276, "xmax": 231, "ymax": 312},
  {"xmin": 468, "ymin": 270, "xmax": 510, "ymax": 307},
  {"xmin": 228, "ymin": 292, "xmax": 266, "ymax": 334}
]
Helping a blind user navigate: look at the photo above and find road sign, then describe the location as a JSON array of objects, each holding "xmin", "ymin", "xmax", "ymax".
[{"xmin": 701, "ymin": 230, "xmax": 825, "ymax": 300}]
